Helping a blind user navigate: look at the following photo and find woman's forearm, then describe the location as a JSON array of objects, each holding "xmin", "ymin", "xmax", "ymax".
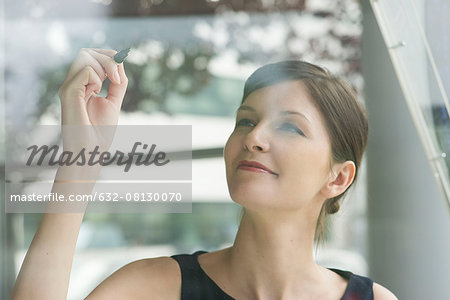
[
  {"xmin": 11, "ymin": 47, "xmax": 127, "ymax": 300},
  {"xmin": 10, "ymin": 166, "xmax": 98, "ymax": 300}
]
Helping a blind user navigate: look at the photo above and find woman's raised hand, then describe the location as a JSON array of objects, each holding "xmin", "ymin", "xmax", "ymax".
[
  {"xmin": 58, "ymin": 48, "xmax": 128, "ymax": 126},
  {"xmin": 58, "ymin": 48, "xmax": 128, "ymax": 152}
]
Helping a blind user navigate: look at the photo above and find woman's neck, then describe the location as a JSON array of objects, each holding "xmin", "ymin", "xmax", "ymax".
[{"xmin": 226, "ymin": 208, "xmax": 327, "ymax": 299}]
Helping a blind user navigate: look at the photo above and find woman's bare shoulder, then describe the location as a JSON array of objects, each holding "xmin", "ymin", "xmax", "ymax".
[
  {"xmin": 373, "ymin": 282, "xmax": 398, "ymax": 300},
  {"xmin": 85, "ymin": 256, "xmax": 181, "ymax": 300}
]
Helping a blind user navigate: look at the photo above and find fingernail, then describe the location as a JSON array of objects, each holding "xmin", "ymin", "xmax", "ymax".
[{"xmin": 114, "ymin": 71, "xmax": 121, "ymax": 84}]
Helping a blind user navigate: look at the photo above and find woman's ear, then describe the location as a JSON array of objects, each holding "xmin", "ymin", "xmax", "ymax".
[{"xmin": 320, "ymin": 161, "xmax": 356, "ymax": 199}]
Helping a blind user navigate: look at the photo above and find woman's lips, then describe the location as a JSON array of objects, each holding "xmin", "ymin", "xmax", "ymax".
[{"xmin": 237, "ymin": 160, "xmax": 278, "ymax": 175}]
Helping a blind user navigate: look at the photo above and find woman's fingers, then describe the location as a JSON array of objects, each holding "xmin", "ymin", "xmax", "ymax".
[
  {"xmin": 106, "ymin": 63, "xmax": 128, "ymax": 108},
  {"xmin": 85, "ymin": 49, "xmax": 121, "ymax": 85},
  {"xmin": 91, "ymin": 48, "xmax": 118, "ymax": 57},
  {"xmin": 60, "ymin": 66, "xmax": 101, "ymax": 103},
  {"xmin": 59, "ymin": 66, "xmax": 99, "ymax": 125},
  {"xmin": 65, "ymin": 49, "xmax": 104, "ymax": 83},
  {"xmin": 58, "ymin": 48, "xmax": 128, "ymax": 126},
  {"xmin": 65, "ymin": 48, "xmax": 118, "ymax": 86}
]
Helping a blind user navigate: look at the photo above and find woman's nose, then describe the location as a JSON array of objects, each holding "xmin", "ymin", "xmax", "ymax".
[{"xmin": 243, "ymin": 124, "xmax": 270, "ymax": 152}]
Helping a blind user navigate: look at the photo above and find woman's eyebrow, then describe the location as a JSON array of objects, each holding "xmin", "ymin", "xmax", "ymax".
[
  {"xmin": 237, "ymin": 106, "xmax": 311, "ymax": 124},
  {"xmin": 236, "ymin": 105, "xmax": 255, "ymax": 114},
  {"xmin": 279, "ymin": 111, "xmax": 312, "ymax": 124}
]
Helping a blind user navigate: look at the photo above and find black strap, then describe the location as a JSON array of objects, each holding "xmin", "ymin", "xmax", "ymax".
[
  {"xmin": 329, "ymin": 268, "xmax": 374, "ymax": 300},
  {"xmin": 171, "ymin": 252, "xmax": 205, "ymax": 299},
  {"xmin": 344, "ymin": 273, "xmax": 374, "ymax": 300},
  {"xmin": 171, "ymin": 251, "xmax": 235, "ymax": 300}
]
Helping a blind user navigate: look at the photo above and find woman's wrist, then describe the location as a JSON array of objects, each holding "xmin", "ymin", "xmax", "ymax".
[{"xmin": 54, "ymin": 164, "xmax": 102, "ymax": 183}]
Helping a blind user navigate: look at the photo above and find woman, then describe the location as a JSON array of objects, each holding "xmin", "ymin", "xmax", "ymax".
[{"xmin": 11, "ymin": 49, "xmax": 397, "ymax": 299}]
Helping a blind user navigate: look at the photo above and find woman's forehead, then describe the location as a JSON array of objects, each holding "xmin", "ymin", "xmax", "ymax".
[{"xmin": 240, "ymin": 81, "xmax": 320, "ymax": 118}]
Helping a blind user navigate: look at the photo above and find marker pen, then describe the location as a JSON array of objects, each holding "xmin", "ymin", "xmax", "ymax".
[{"xmin": 114, "ymin": 48, "xmax": 131, "ymax": 63}]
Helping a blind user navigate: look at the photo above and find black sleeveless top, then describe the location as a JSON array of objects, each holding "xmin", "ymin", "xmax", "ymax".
[{"xmin": 171, "ymin": 251, "xmax": 374, "ymax": 300}]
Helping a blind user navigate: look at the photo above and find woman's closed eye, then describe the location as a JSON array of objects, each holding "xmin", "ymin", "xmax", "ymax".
[
  {"xmin": 278, "ymin": 122, "xmax": 305, "ymax": 136},
  {"xmin": 236, "ymin": 118, "xmax": 256, "ymax": 127},
  {"xmin": 236, "ymin": 119, "xmax": 305, "ymax": 136}
]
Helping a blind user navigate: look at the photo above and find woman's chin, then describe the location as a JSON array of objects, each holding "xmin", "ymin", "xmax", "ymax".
[{"xmin": 229, "ymin": 186, "xmax": 278, "ymax": 209}]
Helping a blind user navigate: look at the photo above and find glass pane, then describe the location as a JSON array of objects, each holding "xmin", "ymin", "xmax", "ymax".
[
  {"xmin": 4, "ymin": 1, "xmax": 368, "ymax": 298},
  {"xmin": 370, "ymin": 0, "xmax": 450, "ymax": 208}
]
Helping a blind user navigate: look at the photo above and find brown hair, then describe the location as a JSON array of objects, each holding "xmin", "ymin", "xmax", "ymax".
[{"xmin": 242, "ymin": 61, "xmax": 369, "ymax": 244}]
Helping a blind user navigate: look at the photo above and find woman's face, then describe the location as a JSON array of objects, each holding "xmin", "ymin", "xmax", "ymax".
[{"xmin": 224, "ymin": 80, "xmax": 334, "ymax": 212}]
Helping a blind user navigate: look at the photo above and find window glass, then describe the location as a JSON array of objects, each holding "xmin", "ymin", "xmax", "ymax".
[{"xmin": 4, "ymin": 1, "xmax": 367, "ymax": 298}]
